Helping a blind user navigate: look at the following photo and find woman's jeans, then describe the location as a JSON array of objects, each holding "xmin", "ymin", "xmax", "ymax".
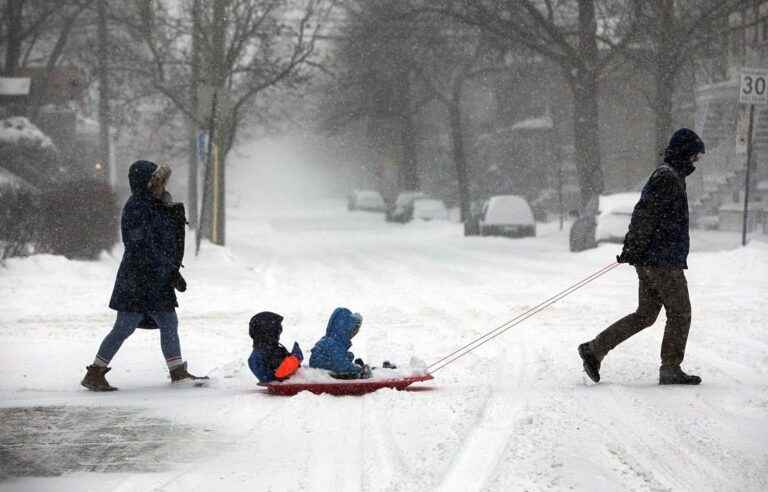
[{"xmin": 96, "ymin": 311, "xmax": 182, "ymax": 367}]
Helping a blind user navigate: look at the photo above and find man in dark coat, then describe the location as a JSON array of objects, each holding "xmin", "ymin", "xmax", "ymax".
[
  {"xmin": 81, "ymin": 160, "xmax": 206, "ymax": 391},
  {"xmin": 579, "ymin": 128, "xmax": 705, "ymax": 385}
]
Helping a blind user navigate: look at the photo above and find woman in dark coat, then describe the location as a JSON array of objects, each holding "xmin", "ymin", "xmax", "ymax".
[{"xmin": 81, "ymin": 160, "xmax": 207, "ymax": 391}]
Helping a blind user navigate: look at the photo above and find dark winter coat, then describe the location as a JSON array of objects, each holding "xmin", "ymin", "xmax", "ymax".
[
  {"xmin": 619, "ymin": 129, "xmax": 704, "ymax": 269},
  {"xmin": 109, "ymin": 161, "xmax": 180, "ymax": 312},
  {"xmin": 137, "ymin": 193, "xmax": 188, "ymax": 328},
  {"xmin": 248, "ymin": 311, "xmax": 303, "ymax": 383},
  {"xmin": 309, "ymin": 307, "xmax": 363, "ymax": 377}
]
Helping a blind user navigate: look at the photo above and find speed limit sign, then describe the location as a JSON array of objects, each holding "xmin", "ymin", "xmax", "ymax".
[{"xmin": 740, "ymin": 68, "xmax": 768, "ymax": 105}]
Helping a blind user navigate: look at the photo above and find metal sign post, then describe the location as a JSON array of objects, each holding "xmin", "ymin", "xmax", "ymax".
[{"xmin": 738, "ymin": 68, "xmax": 768, "ymax": 246}]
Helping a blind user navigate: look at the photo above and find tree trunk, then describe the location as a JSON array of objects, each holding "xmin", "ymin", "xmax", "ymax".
[
  {"xmin": 202, "ymin": 0, "xmax": 227, "ymax": 245},
  {"xmin": 572, "ymin": 72, "xmax": 603, "ymax": 207},
  {"xmin": 573, "ymin": 0, "xmax": 603, "ymax": 208},
  {"xmin": 400, "ymin": 110, "xmax": 419, "ymax": 190},
  {"xmin": 3, "ymin": 0, "xmax": 23, "ymax": 76},
  {"xmin": 396, "ymin": 71, "xmax": 419, "ymax": 190},
  {"xmin": 653, "ymin": 0, "xmax": 676, "ymax": 159},
  {"xmin": 29, "ymin": 7, "xmax": 82, "ymax": 121},
  {"xmin": 97, "ymin": 0, "xmax": 112, "ymax": 183},
  {"xmin": 654, "ymin": 70, "xmax": 675, "ymax": 160},
  {"xmin": 200, "ymin": 0, "xmax": 227, "ymax": 244},
  {"xmin": 449, "ymin": 90, "xmax": 470, "ymax": 222}
]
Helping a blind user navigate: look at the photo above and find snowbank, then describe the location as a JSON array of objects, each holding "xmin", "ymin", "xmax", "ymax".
[{"xmin": 0, "ymin": 116, "xmax": 54, "ymax": 148}]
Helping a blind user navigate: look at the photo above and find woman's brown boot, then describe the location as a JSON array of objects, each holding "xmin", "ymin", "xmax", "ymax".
[{"xmin": 81, "ymin": 365, "xmax": 118, "ymax": 391}]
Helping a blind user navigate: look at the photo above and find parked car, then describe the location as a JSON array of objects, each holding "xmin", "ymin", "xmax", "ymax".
[
  {"xmin": 347, "ymin": 189, "xmax": 386, "ymax": 212},
  {"xmin": 479, "ymin": 195, "xmax": 536, "ymax": 237},
  {"xmin": 412, "ymin": 198, "xmax": 448, "ymax": 221},
  {"xmin": 569, "ymin": 192, "xmax": 640, "ymax": 251},
  {"xmin": 386, "ymin": 191, "xmax": 427, "ymax": 223}
]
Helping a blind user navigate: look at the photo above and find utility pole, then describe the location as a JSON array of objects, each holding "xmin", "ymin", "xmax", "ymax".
[{"xmin": 187, "ymin": 0, "xmax": 201, "ymax": 229}]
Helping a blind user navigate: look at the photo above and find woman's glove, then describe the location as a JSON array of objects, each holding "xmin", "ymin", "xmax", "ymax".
[{"xmin": 171, "ymin": 270, "xmax": 187, "ymax": 292}]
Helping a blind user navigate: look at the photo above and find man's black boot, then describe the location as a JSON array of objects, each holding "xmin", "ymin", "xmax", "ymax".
[
  {"xmin": 659, "ymin": 365, "xmax": 701, "ymax": 385},
  {"xmin": 578, "ymin": 342, "xmax": 601, "ymax": 383}
]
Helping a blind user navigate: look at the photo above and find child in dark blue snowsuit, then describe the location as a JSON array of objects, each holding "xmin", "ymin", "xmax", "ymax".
[
  {"xmin": 248, "ymin": 312, "xmax": 303, "ymax": 383},
  {"xmin": 309, "ymin": 307, "xmax": 371, "ymax": 379}
]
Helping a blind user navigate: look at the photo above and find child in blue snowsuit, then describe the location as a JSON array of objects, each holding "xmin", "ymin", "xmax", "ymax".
[
  {"xmin": 248, "ymin": 311, "xmax": 303, "ymax": 383},
  {"xmin": 309, "ymin": 307, "xmax": 371, "ymax": 379}
]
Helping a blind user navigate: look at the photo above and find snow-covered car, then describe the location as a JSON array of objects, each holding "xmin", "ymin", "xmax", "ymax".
[
  {"xmin": 479, "ymin": 195, "xmax": 536, "ymax": 238},
  {"xmin": 411, "ymin": 198, "xmax": 449, "ymax": 221},
  {"xmin": 594, "ymin": 193, "xmax": 639, "ymax": 243},
  {"xmin": 569, "ymin": 192, "xmax": 640, "ymax": 251},
  {"xmin": 347, "ymin": 190, "xmax": 386, "ymax": 212},
  {"xmin": 386, "ymin": 191, "xmax": 427, "ymax": 223}
]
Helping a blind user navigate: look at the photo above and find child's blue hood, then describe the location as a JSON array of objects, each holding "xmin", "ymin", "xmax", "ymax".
[{"xmin": 325, "ymin": 307, "xmax": 362, "ymax": 342}]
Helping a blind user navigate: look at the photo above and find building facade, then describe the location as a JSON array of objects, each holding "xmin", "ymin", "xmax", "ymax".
[{"xmin": 693, "ymin": 1, "xmax": 768, "ymax": 232}]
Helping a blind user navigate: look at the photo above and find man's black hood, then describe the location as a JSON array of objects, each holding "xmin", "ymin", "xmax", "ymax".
[
  {"xmin": 663, "ymin": 128, "xmax": 705, "ymax": 177},
  {"xmin": 129, "ymin": 160, "xmax": 158, "ymax": 195}
]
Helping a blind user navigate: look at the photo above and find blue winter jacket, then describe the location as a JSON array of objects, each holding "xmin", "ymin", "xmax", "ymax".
[
  {"xmin": 249, "ymin": 342, "xmax": 303, "ymax": 383},
  {"xmin": 309, "ymin": 308, "xmax": 363, "ymax": 376}
]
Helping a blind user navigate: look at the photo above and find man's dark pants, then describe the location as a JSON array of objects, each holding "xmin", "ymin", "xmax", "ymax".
[{"xmin": 590, "ymin": 266, "xmax": 691, "ymax": 366}]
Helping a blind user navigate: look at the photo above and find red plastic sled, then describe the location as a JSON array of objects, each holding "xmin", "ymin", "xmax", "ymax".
[{"xmin": 260, "ymin": 373, "xmax": 434, "ymax": 396}]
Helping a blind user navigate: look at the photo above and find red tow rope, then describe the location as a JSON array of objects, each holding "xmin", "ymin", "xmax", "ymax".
[{"xmin": 427, "ymin": 262, "xmax": 620, "ymax": 374}]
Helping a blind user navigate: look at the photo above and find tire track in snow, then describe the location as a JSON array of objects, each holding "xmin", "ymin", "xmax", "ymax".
[
  {"xmin": 296, "ymin": 396, "xmax": 365, "ymax": 492},
  {"xmin": 596, "ymin": 382, "xmax": 768, "ymax": 491},
  {"xmin": 434, "ymin": 343, "xmax": 530, "ymax": 492}
]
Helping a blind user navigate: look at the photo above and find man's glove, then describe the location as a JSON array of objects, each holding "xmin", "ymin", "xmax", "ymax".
[
  {"xmin": 354, "ymin": 358, "xmax": 365, "ymax": 368},
  {"xmin": 382, "ymin": 360, "xmax": 397, "ymax": 369},
  {"xmin": 171, "ymin": 270, "xmax": 187, "ymax": 292},
  {"xmin": 616, "ymin": 252, "xmax": 635, "ymax": 265},
  {"xmin": 359, "ymin": 364, "xmax": 373, "ymax": 379}
]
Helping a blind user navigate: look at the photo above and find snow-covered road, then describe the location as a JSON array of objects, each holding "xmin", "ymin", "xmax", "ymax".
[{"xmin": 1, "ymin": 145, "xmax": 767, "ymax": 491}]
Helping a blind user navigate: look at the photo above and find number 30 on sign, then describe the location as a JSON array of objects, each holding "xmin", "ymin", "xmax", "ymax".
[{"xmin": 740, "ymin": 68, "xmax": 768, "ymax": 105}]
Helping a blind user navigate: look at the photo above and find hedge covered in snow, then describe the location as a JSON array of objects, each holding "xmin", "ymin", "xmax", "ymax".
[{"xmin": 0, "ymin": 178, "xmax": 118, "ymax": 261}]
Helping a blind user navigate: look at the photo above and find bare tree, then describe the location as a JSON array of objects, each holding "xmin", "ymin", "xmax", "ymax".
[
  {"xmin": 323, "ymin": 0, "xmax": 438, "ymax": 193},
  {"xmin": 115, "ymin": 0, "xmax": 337, "ymax": 244},
  {"xmin": 409, "ymin": 21, "xmax": 509, "ymax": 221},
  {"xmin": 421, "ymin": 0, "xmax": 645, "ymax": 209},
  {"xmin": 626, "ymin": 0, "xmax": 742, "ymax": 157},
  {"xmin": 1, "ymin": 0, "xmax": 62, "ymax": 76},
  {"xmin": 1, "ymin": 0, "xmax": 94, "ymax": 121}
]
